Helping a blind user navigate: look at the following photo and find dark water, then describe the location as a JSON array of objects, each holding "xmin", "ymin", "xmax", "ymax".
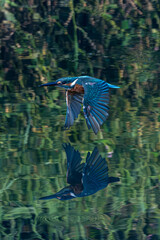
[{"xmin": 0, "ymin": 1, "xmax": 160, "ymax": 239}]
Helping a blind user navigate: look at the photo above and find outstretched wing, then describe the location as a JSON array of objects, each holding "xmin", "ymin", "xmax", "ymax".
[
  {"xmin": 82, "ymin": 81, "xmax": 110, "ymax": 134},
  {"xmin": 82, "ymin": 147, "xmax": 109, "ymax": 194},
  {"xmin": 65, "ymin": 92, "xmax": 83, "ymax": 128},
  {"xmin": 63, "ymin": 143, "xmax": 84, "ymax": 185}
]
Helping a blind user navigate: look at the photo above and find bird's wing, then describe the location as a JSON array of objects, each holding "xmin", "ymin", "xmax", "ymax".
[
  {"xmin": 65, "ymin": 91, "xmax": 83, "ymax": 128},
  {"xmin": 63, "ymin": 143, "xmax": 84, "ymax": 185},
  {"xmin": 82, "ymin": 81, "xmax": 110, "ymax": 134},
  {"xmin": 82, "ymin": 147, "xmax": 109, "ymax": 194}
]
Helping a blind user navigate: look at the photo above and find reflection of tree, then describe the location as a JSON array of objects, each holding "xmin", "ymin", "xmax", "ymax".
[{"xmin": 0, "ymin": 0, "xmax": 160, "ymax": 86}]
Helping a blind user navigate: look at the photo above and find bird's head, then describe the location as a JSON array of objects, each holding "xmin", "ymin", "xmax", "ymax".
[
  {"xmin": 39, "ymin": 186, "xmax": 76, "ymax": 201},
  {"xmin": 39, "ymin": 77, "xmax": 79, "ymax": 89},
  {"xmin": 55, "ymin": 186, "xmax": 76, "ymax": 200}
]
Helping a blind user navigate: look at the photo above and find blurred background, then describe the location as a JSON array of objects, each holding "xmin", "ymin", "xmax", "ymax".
[{"xmin": 0, "ymin": 0, "xmax": 160, "ymax": 239}]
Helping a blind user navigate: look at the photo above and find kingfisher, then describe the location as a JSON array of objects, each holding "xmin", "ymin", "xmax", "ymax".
[
  {"xmin": 40, "ymin": 76, "xmax": 120, "ymax": 134},
  {"xmin": 39, "ymin": 143, "xmax": 119, "ymax": 201}
]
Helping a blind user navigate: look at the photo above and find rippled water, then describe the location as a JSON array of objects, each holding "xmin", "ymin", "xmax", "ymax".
[{"xmin": 0, "ymin": 1, "xmax": 160, "ymax": 240}]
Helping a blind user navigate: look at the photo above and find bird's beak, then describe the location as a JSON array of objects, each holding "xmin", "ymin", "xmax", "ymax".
[
  {"xmin": 39, "ymin": 82, "xmax": 58, "ymax": 87},
  {"xmin": 39, "ymin": 193, "xmax": 57, "ymax": 200}
]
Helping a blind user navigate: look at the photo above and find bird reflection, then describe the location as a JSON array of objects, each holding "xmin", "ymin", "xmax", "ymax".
[
  {"xmin": 39, "ymin": 143, "xmax": 119, "ymax": 201},
  {"xmin": 40, "ymin": 76, "xmax": 119, "ymax": 134}
]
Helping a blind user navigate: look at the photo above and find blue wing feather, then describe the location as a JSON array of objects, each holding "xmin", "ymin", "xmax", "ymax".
[
  {"xmin": 82, "ymin": 147, "xmax": 109, "ymax": 194},
  {"xmin": 65, "ymin": 92, "xmax": 83, "ymax": 128},
  {"xmin": 63, "ymin": 143, "xmax": 84, "ymax": 185},
  {"xmin": 82, "ymin": 81, "xmax": 110, "ymax": 134}
]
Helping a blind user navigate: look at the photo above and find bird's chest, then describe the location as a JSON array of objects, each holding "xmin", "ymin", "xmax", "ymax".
[
  {"xmin": 68, "ymin": 84, "xmax": 84, "ymax": 94},
  {"xmin": 71, "ymin": 184, "xmax": 83, "ymax": 195}
]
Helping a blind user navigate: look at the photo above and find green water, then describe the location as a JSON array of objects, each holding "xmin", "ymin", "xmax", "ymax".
[{"xmin": 0, "ymin": 1, "xmax": 160, "ymax": 239}]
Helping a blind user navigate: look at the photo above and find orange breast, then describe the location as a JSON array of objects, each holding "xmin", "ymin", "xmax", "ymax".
[
  {"xmin": 72, "ymin": 184, "xmax": 83, "ymax": 194},
  {"xmin": 69, "ymin": 84, "xmax": 84, "ymax": 94}
]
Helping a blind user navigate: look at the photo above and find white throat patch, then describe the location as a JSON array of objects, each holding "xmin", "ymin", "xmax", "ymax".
[
  {"xmin": 70, "ymin": 192, "xmax": 76, "ymax": 197},
  {"xmin": 70, "ymin": 78, "xmax": 78, "ymax": 87}
]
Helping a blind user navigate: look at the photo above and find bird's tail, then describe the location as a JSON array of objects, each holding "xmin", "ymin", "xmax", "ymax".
[
  {"xmin": 108, "ymin": 177, "xmax": 120, "ymax": 183},
  {"xmin": 107, "ymin": 83, "xmax": 120, "ymax": 89}
]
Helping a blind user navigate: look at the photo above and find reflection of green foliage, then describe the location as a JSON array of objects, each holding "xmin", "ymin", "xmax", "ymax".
[{"xmin": 0, "ymin": 0, "xmax": 160, "ymax": 239}]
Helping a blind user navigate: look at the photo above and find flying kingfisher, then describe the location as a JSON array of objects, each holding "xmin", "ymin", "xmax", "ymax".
[
  {"xmin": 39, "ymin": 143, "xmax": 119, "ymax": 201},
  {"xmin": 40, "ymin": 76, "xmax": 120, "ymax": 134}
]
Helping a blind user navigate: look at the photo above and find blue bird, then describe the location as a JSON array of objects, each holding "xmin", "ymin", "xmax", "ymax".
[
  {"xmin": 40, "ymin": 76, "xmax": 120, "ymax": 134},
  {"xmin": 39, "ymin": 143, "xmax": 119, "ymax": 201}
]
